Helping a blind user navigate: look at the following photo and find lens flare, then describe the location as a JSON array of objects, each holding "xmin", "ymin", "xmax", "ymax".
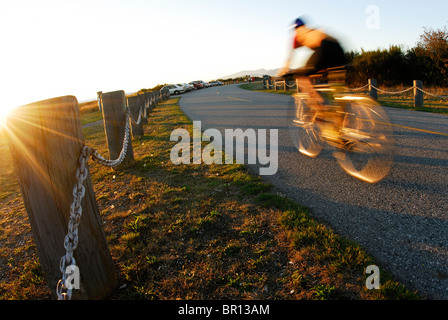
[{"xmin": 0, "ymin": 107, "xmax": 11, "ymax": 129}]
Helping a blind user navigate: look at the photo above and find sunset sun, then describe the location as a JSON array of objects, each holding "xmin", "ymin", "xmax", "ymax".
[{"xmin": 0, "ymin": 107, "xmax": 13, "ymax": 129}]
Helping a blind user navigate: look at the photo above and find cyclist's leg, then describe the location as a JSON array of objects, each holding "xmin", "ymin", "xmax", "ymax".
[
  {"xmin": 298, "ymin": 48, "xmax": 326, "ymax": 105},
  {"xmin": 296, "ymin": 76, "xmax": 324, "ymax": 105},
  {"xmin": 318, "ymin": 40, "xmax": 347, "ymax": 130}
]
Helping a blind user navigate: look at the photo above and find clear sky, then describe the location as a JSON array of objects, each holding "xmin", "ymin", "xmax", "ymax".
[{"xmin": 0, "ymin": 0, "xmax": 447, "ymax": 117}]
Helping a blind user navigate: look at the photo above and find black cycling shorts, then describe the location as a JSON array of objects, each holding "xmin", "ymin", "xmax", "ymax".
[{"xmin": 300, "ymin": 39, "xmax": 346, "ymax": 76}]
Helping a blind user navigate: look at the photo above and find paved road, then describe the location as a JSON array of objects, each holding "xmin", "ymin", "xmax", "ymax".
[{"xmin": 178, "ymin": 84, "xmax": 448, "ymax": 299}]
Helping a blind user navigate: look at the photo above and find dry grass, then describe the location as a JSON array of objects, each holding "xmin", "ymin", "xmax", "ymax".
[{"xmin": 79, "ymin": 99, "xmax": 100, "ymax": 114}]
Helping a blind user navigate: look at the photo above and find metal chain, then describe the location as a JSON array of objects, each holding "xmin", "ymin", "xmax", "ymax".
[
  {"xmin": 371, "ymin": 84, "xmax": 448, "ymax": 98},
  {"xmin": 90, "ymin": 108, "xmax": 131, "ymax": 167},
  {"xmin": 56, "ymin": 108, "xmax": 132, "ymax": 300},
  {"xmin": 269, "ymin": 81, "xmax": 448, "ymax": 98},
  {"xmin": 129, "ymin": 105, "xmax": 143, "ymax": 126},
  {"xmin": 371, "ymin": 85, "xmax": 414, "ymax": 95},
  {"xmin": 350, "ymin": 84, "xmax": 448, "ymax": 98},
  {"xmin": 56, "ymin": 145, "xmax": 91, "ymax": 300},
  {"xmin": 415, "ymin": 87, "xmax": 448, "ymax": 99},
  {"xmin": 347, "ymin": 84, "xmax": 369, "ymax": 91}
]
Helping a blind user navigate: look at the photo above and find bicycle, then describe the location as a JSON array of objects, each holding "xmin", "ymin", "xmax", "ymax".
[{"xmin": 282, "ymin": 66, "xmax": 394, "ymax": 183}]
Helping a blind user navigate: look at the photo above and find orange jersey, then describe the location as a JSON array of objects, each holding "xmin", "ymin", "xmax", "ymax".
[{"xmin": 293, "ymin": 27, "xmax": 330, "ymax": 49}]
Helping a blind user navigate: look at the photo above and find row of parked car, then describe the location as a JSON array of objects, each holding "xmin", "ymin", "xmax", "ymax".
[{"xmin": 162, "ymin": 80, "xmax": 224, "ymax": 95}]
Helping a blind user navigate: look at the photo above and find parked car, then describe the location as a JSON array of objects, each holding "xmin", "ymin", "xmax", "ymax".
[
  {"xmin": 190, "ymin": 81, "xmax": 203, "ymax": 89},
  {"xmin": 163, "ymin": 84, "xmax": 186, "ymax": 95},
  {"xmin": 209, "ymin": 81, "xmax": 223, "ymax": 86},
  {"xmin": 177, "ymin": 84, "xmax": 189, "ymax": 92},
  {"xmin": 181, "ymin": 83, "xmax": 194, "ymax": 91}
]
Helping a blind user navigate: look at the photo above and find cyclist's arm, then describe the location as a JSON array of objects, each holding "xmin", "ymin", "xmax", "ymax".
[{"xmin": 278, "ymin": 46, "xmax": 295, "ymax": 76}]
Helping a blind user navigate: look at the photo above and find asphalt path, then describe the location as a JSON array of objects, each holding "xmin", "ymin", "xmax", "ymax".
[{"xmin": 178, "ymin": 84, "xmax": 448, "ymax": 299}]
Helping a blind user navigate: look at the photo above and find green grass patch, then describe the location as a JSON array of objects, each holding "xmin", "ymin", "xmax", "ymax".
[
  {"xmin": 80, "ymin": 110, "xmax": 103, "ymax": 125},
  {"xmin": 378, "ymin": 97, "xmax": 448, "ymax": 115}
]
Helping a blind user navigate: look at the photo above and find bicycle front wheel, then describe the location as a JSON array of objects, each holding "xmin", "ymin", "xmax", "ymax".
[
  {"xmin": 289, "ymin": 93, "xmax": 323, "ymax": 158},
  {"xmin": 335, "ymin": 96, "xmax": 394, "ymax": 183}
]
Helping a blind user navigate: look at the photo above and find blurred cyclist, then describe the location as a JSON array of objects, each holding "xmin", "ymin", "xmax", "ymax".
[{"xmin": 278, "ymin": 17, "xmax": 346, "ymax": 104}]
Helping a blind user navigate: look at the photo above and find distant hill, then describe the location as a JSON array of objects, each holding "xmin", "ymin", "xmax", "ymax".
[{"xmin": 219, "ymin": 68, "xmax": 280, "ymax": 79}]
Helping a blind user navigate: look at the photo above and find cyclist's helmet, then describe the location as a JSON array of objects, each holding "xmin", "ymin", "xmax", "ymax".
[{"xmin": 290, "ymin": 17, "xmax": 305, "ymax": 29}]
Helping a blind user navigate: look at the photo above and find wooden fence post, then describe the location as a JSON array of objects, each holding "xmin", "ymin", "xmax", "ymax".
[
  {"xmin": 153, "ymin": 91, "xmax": 159, "ymax": 107},
  {"xmin": 144, "ymin": 92, "xmax": 150, "ymax": 114},
  {"xmin": 147, "ymin": 92, "xmax": 153, "ymax": 111},
  {"xmin": 166, "ymin": 87, "xmax": 171, "ymax": 99},
  {"xmin": 137, "ymin": 94, "xmax": 148, "ymax": 124},
  {"xmin": 156, "ymin": 90, "xmax": 162, "ymax": 102},
  {"xmin": 369, "ymin": 79, "xmax": 378, "ymax": 100},
  {"xmin": 7, "ymin": 96, "xmax": 118, "ymax": 299},
  {"xmin": 127, "ymin": 95, "xmax": 144, "ymax": 138},
  {"xmin": 414, "ymin": 80, "xmax": 423, "ymax": 108},
  {"xmin": 153, "ymin": 91, "xmax": 158, "ymax": 107},
  {"xmin": 97, "ymin": 91, "xmax": 102, "ymax": 112},
  {"xmin": 101, "ymin": 90, "xmax": 134, "ymax": 169}
]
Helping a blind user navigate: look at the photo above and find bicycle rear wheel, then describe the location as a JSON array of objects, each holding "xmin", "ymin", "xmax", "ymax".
[
  {"xmin": 289, "ymin": 93, "xmax": 323, "ymax": 157},
  {"xmin": 335, "ymin": 96, "xmax": 394, "ymax": 183}
]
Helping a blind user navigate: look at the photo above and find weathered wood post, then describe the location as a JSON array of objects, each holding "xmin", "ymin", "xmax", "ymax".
[
  {"xmin": 139, "ymin": 94, "xmax": 148, "ymax": 124},
  {"xmin": 369, "ymin": 79, "xmax": 378, "ymax": 100},
  {"xmin": 127, "ymin": 95, "xmax": 144, "ymax": 138},
  {"xmin": 143, "ymin": 92, "xmax": 150, "ymax": 114},
  {"xmin": 163, "ymin": 87, "xmax": 170, "ymax": 100},
  {"xmin": 152, "ymin": 91, "xmax": 157, "ymax": 108},
  {"xmin": 97, "ymin": 91, "xmax": 102, "ymax": 112},
  {"xmin": 166, "ymin": 87, "xmax": 171, "ymax": 99},
  {"xmin": 146, "ymin": 92, "xmax": 153, "ymax": 112},
  {"xmin": 149, "ymin": 92, "xmax": 154, "ymax": 110},
  {"xmin": 101, "ymin": 90, "xmax": 134, "ymax": 169},
  {"xmin": 7, "ymin": 96, "xmax": 118, "ymax": 299},
  {"xmin": 152, "ymin": 91, "xmax": 158, "ymax": 109},
  {"xmin": 414, "ymin": 80, "xmax": 424, "ymax": 108}
]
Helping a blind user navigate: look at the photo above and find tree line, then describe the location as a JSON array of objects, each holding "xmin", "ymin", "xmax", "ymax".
[{"xmin": 345, "ymin": 25, "xmax": 448, "ymax": 87}]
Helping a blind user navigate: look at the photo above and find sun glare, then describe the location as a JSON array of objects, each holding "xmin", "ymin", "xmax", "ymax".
[
  {"xmin": 0, "ymin": 101, "xmax": 22, "ymax": 129},
  {"xmin": 0, "ymin": 107, "xmax": 12, "ymax": 129},
  {"xmin": 1, "ymin": 96, "xmax": 36, "ymax": 129}
]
